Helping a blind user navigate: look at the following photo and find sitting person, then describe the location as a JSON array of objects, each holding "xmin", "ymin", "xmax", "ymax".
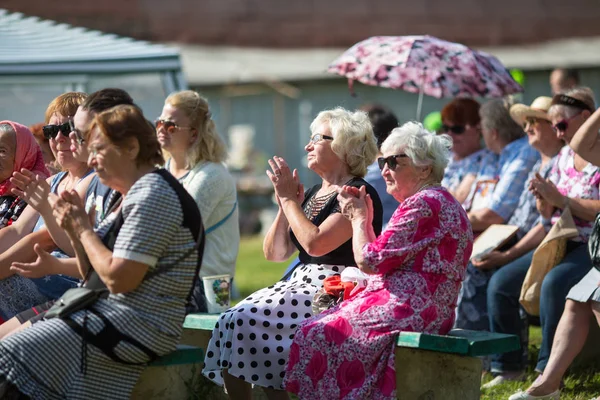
[
  {"xmin": 283, "ymin": 122, "xmax": 473, "ymax": 399},
  {"xmin": 465, "ymin": 99, "xmax": 540, "ymax": 233},
  {"xmin": 508, "ymin": 94, "xmax": 600, "ymax": 400},
  {"xmin": 202, "ymin": 107, "xmax": 383, "ymax": 400},
  {"xmin": 0, "ymin": 92, "xmax": 95, "ymax": 321},
  {"xmin": 0, "ymin": 89, "xmax": 136, "ymax": 335},
  {"xmin": 484, "ymin": 87, "xmax": 600, "ymax": 388},
  {"xmin": 0, "ymin": 104, "xmax": 203, "ymax": 399},
  {"xmin": 0, "ymin": 121, "xmax": 49, "ymax": 229},
  {"xmin": 439, "ymin": 98, "xmax": 490, "ymax": 204},
  {"xmin": 456, "ymin": 96, "xmax": 563, "ymax": 331},
  {"xmin": 362, "ymin": 103, "xmax": 400, "ymax": 227},
  {"xmin": 157, "ymin": 90, "xmax": 239, "ymax": 312}
]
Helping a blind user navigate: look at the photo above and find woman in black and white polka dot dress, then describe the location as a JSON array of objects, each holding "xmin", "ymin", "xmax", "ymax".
[{"xmin": 203, "ymin": 108, "xmax": 383, "ymax": 399}]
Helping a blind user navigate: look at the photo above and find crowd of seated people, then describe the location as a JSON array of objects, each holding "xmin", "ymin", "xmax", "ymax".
[
  {"xmin": 0, "ymin": 70, "xmax": 599, "ymax": 400},
  {"xmin": 0, "ymin": 88, "xmax": 240, "ymax": 398}
]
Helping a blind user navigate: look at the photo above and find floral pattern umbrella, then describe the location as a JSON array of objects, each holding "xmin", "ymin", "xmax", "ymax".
[{"xmin": 328, "ymin": 35, "xmax": 523, "ymax": 99}]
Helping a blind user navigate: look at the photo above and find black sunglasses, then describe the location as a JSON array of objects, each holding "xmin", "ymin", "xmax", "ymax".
[
  {"xmin": 440, "ymin": 124, "xmax": 466, "ymax": 135},
  {"xmin": 377, "ymin": 154, "xmax": 408, "ymax": 170},
  {"xmin": 42, "ymin": 120, "xmax": 74, "ymax": 139}
]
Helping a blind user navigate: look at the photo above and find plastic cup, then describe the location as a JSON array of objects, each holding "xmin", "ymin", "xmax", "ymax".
[{"xmin": 202, "ymin": 274, "xmax": 232, "ymax": 314}]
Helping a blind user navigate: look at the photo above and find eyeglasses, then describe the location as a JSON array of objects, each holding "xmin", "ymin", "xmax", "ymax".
[
  {"xmin": 377, "ymin": 154, "xmax": 409, "ymax": 170},
  {"xmin": 154, "ymin": 119, "xmax": 192, "ymax": 134},
  {"xmin": 88, "ymin": 142, "xmax": 113, "ymax": 159},
  {"xmin": 440, "ymin": 124, "xmax": 466, "ymax": 135},
  {"xmin": 308, "ymin": 134, "xmax": 334, "ymax": 144},
  {"xmin": 552, "ymin": 113, "xmax": 582, "ymax": 134},
  {"xmin": 42, "ymin": 120, "xmax": 74, "ymax": 139}
]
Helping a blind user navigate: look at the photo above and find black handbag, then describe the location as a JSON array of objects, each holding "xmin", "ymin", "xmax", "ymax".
[{"xmin": 44, "ymin": 287, "xmax": 108, "ymax": 319}]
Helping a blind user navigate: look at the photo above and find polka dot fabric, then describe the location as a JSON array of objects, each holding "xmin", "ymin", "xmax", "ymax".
[{"xmin": 202, "ymin": 263, "xmax": 345, "ymax": 389}]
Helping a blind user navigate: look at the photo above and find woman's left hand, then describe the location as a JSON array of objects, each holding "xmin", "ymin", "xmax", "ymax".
[
  {"xmin": 52, "ymin": 189, "xmax": 93, "ymax": 239},
  {"xmin": 337, "ymin": 185, "xmax": 372, "ymax": 224},
  {"xmin": 530, "ymin": 173, "xmax": 565, "ymax": 208},
  {"xmin": 267, "ymin": 156, "xmax": 303, "ymax": 204}
]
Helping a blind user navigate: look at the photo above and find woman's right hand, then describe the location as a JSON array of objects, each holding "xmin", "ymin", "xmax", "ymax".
[
  {"xmin": 10, "ymin": 169, "xmax": 56, "ymax": 215},
  {"xmin": 10, "ymin": 243, "xmax": 58, "ymax": 278}
]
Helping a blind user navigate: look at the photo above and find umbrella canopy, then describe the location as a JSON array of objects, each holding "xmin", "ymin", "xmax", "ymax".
[{"xmin": 328, "ymin": 35, "xmax": 523, "ymax": 99}]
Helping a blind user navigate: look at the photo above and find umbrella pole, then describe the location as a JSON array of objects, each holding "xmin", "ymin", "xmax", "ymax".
[
  {"xmin": 416, "ymin": 89, "xmax": 424, "ymax": 121},
  {"xmin": 416, "ymin": 69, "xmax": 426, "ymax": 121}
]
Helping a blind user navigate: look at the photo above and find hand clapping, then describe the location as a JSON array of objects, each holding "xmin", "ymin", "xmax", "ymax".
[
  {"xmin": 529, "ymin": 173, "xmax": 565, "ymax": 208},
  {"xmin": 10, "ymin": 169, "xmax": 55, "ymax": 214},
  {"xmin": 266, "ymin": 156, "xmax": 304, "ymax": 205},
  {"xmin": 337, "ymin": 185, "xmax": 373, "ymax": 224},
  {"xmin": 52, "ymin": 189, "xmax": 93, "ymax": 240}
]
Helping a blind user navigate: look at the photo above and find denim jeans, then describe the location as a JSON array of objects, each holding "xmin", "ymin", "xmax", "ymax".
[{"xmin": 488, "ymin": 241, "xmax": 591, "ymax": 373}]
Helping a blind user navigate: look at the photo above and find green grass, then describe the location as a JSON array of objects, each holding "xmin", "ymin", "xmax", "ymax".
[
  {"xmin": 233, "ymin": 235, "xmax": 297, "ymax": 301},
  {"xmin": 234, "ymin": 236, "xmax": 600, "ymax": 399},
  {"xmin": 481, "ymin": 326, "xmax": 600, "ymax": 400}
]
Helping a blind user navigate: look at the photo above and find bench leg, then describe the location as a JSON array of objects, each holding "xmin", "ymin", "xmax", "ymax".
[{"xmin": 395, "ymin": 348, "xmax": 482, "ymax": 400}]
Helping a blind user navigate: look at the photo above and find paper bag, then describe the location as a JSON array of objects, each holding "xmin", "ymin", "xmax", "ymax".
[{"xmin": 520, "ymin": 208, "xmax": 578, "ymax": 316}]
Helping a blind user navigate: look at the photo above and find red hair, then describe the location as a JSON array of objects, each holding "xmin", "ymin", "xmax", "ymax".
[{"xmin": 441, "ymin": 98, "xmax": 481, "ymax": 126}]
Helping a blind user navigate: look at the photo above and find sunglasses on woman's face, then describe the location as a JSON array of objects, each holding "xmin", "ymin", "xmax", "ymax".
[
  {"xmin": 552, "ymin": 113, "xmax": 582, "ymax": 134},
  {"xmin": 154, "ymin": 119, "xmax": 192, "ymax": 134},
  {"xmin": 440, "ymin": 124, "xmax": 466, "ymax": 135},
  {"xmin": 377, "ymin": 154, "xmax": 409, "ymax": 171},
  {"xmin": 42, "ymin": 120, "xmax": 74, "ymax": 139}
]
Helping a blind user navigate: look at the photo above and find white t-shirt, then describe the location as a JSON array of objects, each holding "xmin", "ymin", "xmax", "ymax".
[{"xmin": 178, "ymin": 161, "xmax": 240, "ymax": 278}]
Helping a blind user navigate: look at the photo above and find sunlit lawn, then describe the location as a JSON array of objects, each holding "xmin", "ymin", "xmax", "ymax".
[
  {"xmin": 233, "ymin": 235, "xmax": 297, "ymax": 301},
  {"xmin": 234, "ymin": 236, "xmax": 600, "ymax": 399}
]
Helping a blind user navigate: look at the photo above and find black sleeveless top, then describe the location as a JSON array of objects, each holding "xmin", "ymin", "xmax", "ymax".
[{"xmin": 290, "ymin": 177, "xmax": 383, "ymax": 267}]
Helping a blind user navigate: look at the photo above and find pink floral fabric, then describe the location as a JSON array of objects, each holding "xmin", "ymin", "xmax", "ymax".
[
  {"xmin": 283, "ymin": 187, "xmax": 473, "ymax": 399},
  {"xmin": 547, "ymin": 146, "xmax": 600, "ymax": 242},
  {"xmin": 328, "ymin": 35, "xmax": 522, "ymax": 99}
]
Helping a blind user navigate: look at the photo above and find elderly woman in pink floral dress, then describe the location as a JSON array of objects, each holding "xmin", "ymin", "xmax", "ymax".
[{"xmin": 283, "ymin": 122, "xmax": 473, "ymax": 399}]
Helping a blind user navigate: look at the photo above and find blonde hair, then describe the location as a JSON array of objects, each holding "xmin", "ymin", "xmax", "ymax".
[
  {"xmin": 164, "ymin": 90, "xmax": 227, "ymax": 168},
  {"xmin": 310, "ymin": 107, "xmax": 378, "ymax": 177},
  {"xmin": 382, "ymin": 122, "xmax": 452, "ymax": 183},
  {"xmin": 44, "ymin": 92, "xmax": 87, "ymax": 123}
]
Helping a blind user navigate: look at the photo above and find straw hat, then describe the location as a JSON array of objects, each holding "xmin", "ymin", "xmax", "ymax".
[{"xmin": 510, "ymin": 96, "xmax": 553, "ymax": 126}]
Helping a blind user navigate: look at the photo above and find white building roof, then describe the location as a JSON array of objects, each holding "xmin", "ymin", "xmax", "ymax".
[{"xmin": 0, "ymin": 9, "xmax": 182, "ymax": 75}]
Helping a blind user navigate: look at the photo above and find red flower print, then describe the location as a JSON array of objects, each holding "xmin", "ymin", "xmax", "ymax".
[
  {"xmin": 336, "ymin": 359, "xmax": 365, "ymax": 399},
  {"xmin": 439, "ymin": 315, "xmax": 454, "ymax": 335},
  {"xmin": 420, "ymin": 306, "xmax": 438, "ymax": 328},
  {"xmin": 285, "ymin": 379, "xmax": 300, "ymax": 394},
  {"xmin": 393, "ymin": 303, "xmax": 414, "ymax": 320},
  {"xmin": 324, "ymin": 317, "xmax": 353, "ymax": 346},
  {"xmin": 438, "ymin": 236, "xmax": 459, "ymax": 263},
  {"xmin": 288, "ymin": 342, "xmax": 300, "ymax": 369},
  {"xmin": 379, "ymin": 365, "xmax": 396, "ymax": 397},
  {"xmin": 300, "ymin": 321, "xmax": 318, "ymax": 337},
  {"xmin": 425, "ymin": 274, "xmax": 447, "ymax": 296},
  {"xmin": 306, "ymin": 351, "xmax": 327, "ymax": 388},
  {"xmin": 358, "ymin": 290, "xmax": 390, "ymax": 313}
]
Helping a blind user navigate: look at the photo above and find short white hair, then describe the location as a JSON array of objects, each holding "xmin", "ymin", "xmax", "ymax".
[
  {"xmin": 310, "ymin": 107, "xmax": 378, "ymax": 177},
  {"xmin": 381, "ymin": 121, "xmax": 452, "ymax": 183}
]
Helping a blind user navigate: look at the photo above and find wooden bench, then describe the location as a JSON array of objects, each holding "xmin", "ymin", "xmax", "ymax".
[
  {"xmin": 181, "ymin": 313, "xmax": 520, "ymax": 400},
  {"xmin": 131, "ymin": 344, "xmax": 205, "ymax": 399}
]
